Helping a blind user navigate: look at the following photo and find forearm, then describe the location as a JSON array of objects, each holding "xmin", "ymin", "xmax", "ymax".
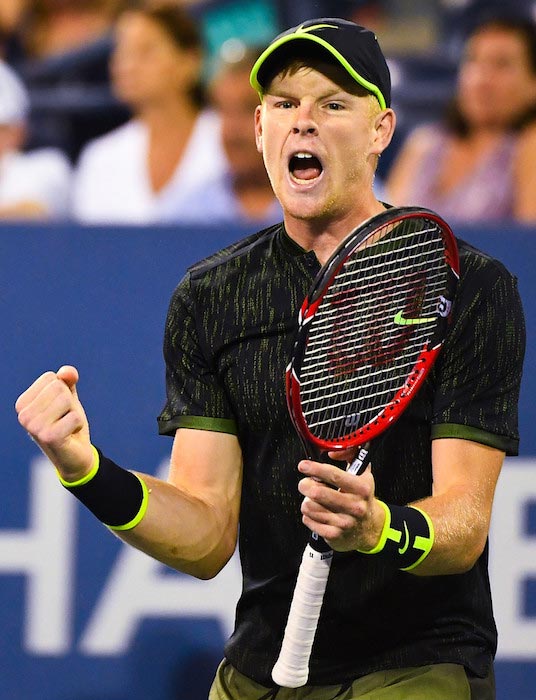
[
  {"xmin": 58, "ymin": 438, "xmax": 242, "ymax": 580},
  {"xmin": 115, "ymin": 471, "xmax": 239, "ymax": 579},
  {"xmin": 408, "ymin": 485, "xmax": 491, "ymax": 576},
  {"xmin": 406, "ymin": 439, "xmax": 504, "ymax": 576},
  {"xmin": 355, "ymin": 486, "xmax": 490, "ymax": 577}
]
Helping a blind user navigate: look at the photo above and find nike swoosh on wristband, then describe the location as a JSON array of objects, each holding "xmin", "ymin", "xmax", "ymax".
[
  {"xmin": 393, "ymin": 310, "xmax": 436, "ymax": 326},
  {"xmin": 398, "ymin": 522, "xmax": 410, "ymax": 555}
]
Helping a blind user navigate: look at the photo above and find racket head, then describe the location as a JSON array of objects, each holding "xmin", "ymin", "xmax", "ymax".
[{"xmin": 287, "ymin": 206, "xmax": 459, "ymax": 453}]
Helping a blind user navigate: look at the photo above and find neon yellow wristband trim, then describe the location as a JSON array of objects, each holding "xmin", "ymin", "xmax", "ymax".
[
  {"xmin": 57, "ymin": 445, "xmax": 100, "ymax": 488},
  {"xmin": 106, "ymin": 476, "xmax": 150, "ymax": 531},
  {"xmin": 356, "ymin": 500, "xmax": 435, "ymax": 570},
  {"xmin": 358, "ymin": 500, "xmax": 392, "ymax": 554}
]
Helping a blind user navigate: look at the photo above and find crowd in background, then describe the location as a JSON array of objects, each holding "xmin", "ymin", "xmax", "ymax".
[{"xmin": 1, "ymin": 0, "xmax": 536, "ymax": 225}]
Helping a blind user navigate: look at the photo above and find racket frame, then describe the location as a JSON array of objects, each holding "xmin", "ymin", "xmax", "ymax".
[{"xmin": 286, "ymin": 206, "xmax": 459, "ymax": 456}]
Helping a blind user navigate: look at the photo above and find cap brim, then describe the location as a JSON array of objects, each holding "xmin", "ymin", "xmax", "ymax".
[{"xmin": 249, "ymin": 33, "xmax": 386, "ymax": 110}]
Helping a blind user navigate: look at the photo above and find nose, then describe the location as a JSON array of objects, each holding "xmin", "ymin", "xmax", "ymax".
[
  {"xmin": 292, "ymin": 124, "xmax": 318, "ymax": 136},
  {"xmin": 291, "ymin": 104, "xmax": 318, "ymax": 136}
]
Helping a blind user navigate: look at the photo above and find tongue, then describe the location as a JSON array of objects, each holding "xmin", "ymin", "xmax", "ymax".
[
  {"xmin": 293, "ymin": 164, "xmax": 322, "ymax": 180},
  {"xmin": 291, "ymin": 156, "xmax": 322, "ymax": 181}
]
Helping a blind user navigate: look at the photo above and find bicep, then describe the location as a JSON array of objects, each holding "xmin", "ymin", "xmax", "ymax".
[
  {"xmin": 168, "ymin": 428, "xmax": 243, "ymax": 573},
  {"xmin": 168, "ymin": 427, "xmax": 243, "ymax": 519},
  {"xmin": 431, "ymin": 437, "xmax": 503, "ymax": 512},
  {"xmin": 432, "ymin": 437, "xmax": 504, "ymax": 557}
]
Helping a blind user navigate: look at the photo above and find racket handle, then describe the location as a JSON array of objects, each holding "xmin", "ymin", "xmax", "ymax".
[{"xmin": 271, "ymin": 543, "xmax": 333, "ymax": 688}]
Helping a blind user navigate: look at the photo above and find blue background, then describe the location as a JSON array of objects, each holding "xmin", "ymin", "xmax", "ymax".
[{"xmin": 1, "ymin": 221, "xmax": 535, "ymax": 699}]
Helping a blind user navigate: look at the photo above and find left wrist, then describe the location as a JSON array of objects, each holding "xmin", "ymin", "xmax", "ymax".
[
  {"xmin": 356, "ymin": 501, "xmax": 435, "ymax": 570},
  {"xmin": 360, "ymin": 499, "xmax": 388, "ymax": 552}
]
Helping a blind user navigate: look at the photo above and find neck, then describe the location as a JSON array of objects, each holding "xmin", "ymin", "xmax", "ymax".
[
  {"xmin": 463, "ymin": 124, "xmax": 509, "ymax": 144},
  {"xmin": 138, "ymin": 97, "xmax": 198, "ymax": 133},
  {"xmin": 233, "ymin": 168, "xmax": 272, "ymax": 191},
  {"xmin": 233, "ymin": 173, "xmax": 276, "ymax": 219},
  {"xmin": 284, "ymin": 198, "xmax": 386, "ymax": 265}
]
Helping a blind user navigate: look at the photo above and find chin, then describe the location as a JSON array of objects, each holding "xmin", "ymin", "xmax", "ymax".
[
  {"xmin": 283, "ymin": 204, "xmax": 323, "ymax": 222},
  {"xmin": 277, "ymin": 192, "xmax": 326, "ymax": 220}
]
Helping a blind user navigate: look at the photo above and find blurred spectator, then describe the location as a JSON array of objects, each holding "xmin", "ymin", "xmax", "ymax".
[
  {"xmin": 0, "ymin": 1, "xmax": 27, "ymax": 60},
  {"xmin": 438, "ymin": 0, "xmax": 536, "ymax": 56},
  {"xmin": 385, "ymin": 15, "xmax": 536, "ymax": 223},
  {"xmin": 71, "ymin": 1, "xmax": 226, "ymax": 225},
  {"xmin": 0, "ymin": 59, "xmax": 71, "ymax": 219},
  {"xmin": 160, "ymin": 44, "xmax": 282, "ymax": 228},
  {"xmin": 0, "ymin": 2, "xmax": 131, "ymax": 162},
  {"xmin": 3, "ymin": 0, "xmax": 125, "ymax": 62}
]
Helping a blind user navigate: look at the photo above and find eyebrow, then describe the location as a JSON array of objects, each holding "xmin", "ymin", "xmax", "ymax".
[{"xmin": 265, "ymin": 87, "xmax": 352, "ymax": 101}]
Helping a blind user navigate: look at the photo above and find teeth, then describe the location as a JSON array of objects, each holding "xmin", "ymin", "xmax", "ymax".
[{"xmin": 294, "ymin": 152, "xmax": 313, "ymax": 159}]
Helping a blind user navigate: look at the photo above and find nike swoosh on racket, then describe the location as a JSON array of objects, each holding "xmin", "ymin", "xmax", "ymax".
[{"xmin": 393, "ymin": 310, "xmax": 436, "ymax": 325}]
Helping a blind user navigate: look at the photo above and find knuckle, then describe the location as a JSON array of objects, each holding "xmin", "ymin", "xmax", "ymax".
[
  {"xmin": 37, "ymin": 425, "xmax": 56, "ymax": 446},
  {"xmin": 308, "ymin": 482, "xmax": 323, "ymax": 501},
  {"xmin": 17, "ymin": 408, "xmax": 29, "ymax": 429},
  {"xmin": 22, "ymin": 415, "xmax": 40, "ymax": 437},
  {"xmin": 330, "ymin": 470, "xmax": 343, "ymax": 487},
  {"xmin": 350, "ymin": 501, "xmax": 366, "ymax": 519}
]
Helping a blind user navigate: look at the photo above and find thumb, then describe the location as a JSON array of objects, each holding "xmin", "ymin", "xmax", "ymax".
[
  {"xmin": 56, "ymin": 365, "xmax": 80, "ymax": 393},
  {"xmin": 56, "ymin": 365, "xmax": 90, "ymax": 441},
  {"xmin": 328, "ymin": 447, "xmax": 358, "ymax": 463}
]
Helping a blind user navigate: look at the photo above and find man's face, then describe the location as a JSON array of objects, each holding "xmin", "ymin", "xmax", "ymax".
[
  {"xmin": 458, "ymin": 25, "xmax": 536, "ymax": 129},
  {"xmin": 110, "ymin": 11, "xmax": 200, "ymax": 109},
  {"xmin": 211, "ymin": 67, "xmax": 265, "ymax": 178},
  {"xmin": 255, "ymin": 63, "xmax": 381, "ymax": 224}
]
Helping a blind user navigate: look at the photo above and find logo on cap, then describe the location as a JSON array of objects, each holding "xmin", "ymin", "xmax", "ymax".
[{"xmin": 295, "ymin": 23, "xmax": 339, "ymax": 35}]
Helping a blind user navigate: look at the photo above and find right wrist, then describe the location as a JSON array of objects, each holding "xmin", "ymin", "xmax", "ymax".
[
  {"xmin": 56, "ymin": 445, "xmax": 99, "ymax": 487},
  {"xmin": 57, "ymin": 447, "xmax": 149, "ymax": 531}
]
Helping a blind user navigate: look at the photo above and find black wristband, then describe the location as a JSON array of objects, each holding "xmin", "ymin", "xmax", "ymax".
[
  {"xmin": 357, "ymin": 501, "xmax": 435, "ymax": 570},
  {"xmin": 58, "ymin": 446, "xmax": 149, "ymax": 530}
]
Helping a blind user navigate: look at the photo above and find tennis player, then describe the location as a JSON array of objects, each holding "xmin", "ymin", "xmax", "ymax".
[{"xmin": 15, "ymin": 18, "xmax": 525, "ymax": 700}]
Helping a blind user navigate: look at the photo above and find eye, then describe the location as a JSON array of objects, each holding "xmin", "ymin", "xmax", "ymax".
[
  {"xmin": 275, "ymin": 100, "xmax": 294, "ymax": 109},
  {"xmin": 326, "ymin": 102, "xmax": 344, "ymax": 111}
]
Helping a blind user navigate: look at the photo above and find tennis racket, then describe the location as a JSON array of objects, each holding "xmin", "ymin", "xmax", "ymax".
[{"xmin": 272, "ymin": 206, "xmax": 459, "ymax": 688}]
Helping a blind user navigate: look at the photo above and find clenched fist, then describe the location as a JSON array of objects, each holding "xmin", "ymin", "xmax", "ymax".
[{"xmin": 15, "ymin": 365, "xmax": 94, "ymax": 482}]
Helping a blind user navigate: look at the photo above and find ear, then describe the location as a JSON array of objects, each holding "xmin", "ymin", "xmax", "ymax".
[
  {"xmin": 371, "ymin": 108, "xmax": 396, "ymax": 157},
  {"xmin": 254, "ymin": 104, "xmax": 263, "ymax": 153}
]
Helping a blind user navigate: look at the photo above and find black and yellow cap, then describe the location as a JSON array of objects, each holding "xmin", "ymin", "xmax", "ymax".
[{"xmin": 250, "ymin": 18, "xmax": 391, "ymax": 109}]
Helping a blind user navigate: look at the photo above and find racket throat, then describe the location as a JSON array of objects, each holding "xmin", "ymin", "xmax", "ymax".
[{"xmin": 347, "ymin": 444, "xmax": 370, "ymax": 475}]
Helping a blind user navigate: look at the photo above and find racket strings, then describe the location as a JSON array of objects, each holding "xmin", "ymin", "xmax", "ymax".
[{"xmin": 299, "ymin": 219, "xmax": 449, "ymax": 441}]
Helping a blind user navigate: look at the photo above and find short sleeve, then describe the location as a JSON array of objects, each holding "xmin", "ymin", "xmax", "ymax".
[
  {"xmin": 157, "ymin": 273, "xmax": 237, "ymax": 436},
  {"xmin": 431, "ymin": 256, "xmax": 525, "ymax": 455}
]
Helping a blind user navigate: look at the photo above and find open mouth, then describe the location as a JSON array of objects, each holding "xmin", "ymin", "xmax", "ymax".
[{"xmin": 289, "ymin": 152, "xmax": 323, "ymax": 183}]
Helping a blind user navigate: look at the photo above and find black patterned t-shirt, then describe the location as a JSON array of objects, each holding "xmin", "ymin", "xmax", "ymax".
[{"xmin": 158, "ymin": 224, "xmax": 525, "ymax": 686}]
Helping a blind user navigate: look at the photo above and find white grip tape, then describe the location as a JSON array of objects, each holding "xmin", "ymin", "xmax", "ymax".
[{"xmin": 271, "ymin": 543, "xmax": 333, "ymax": 687}]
